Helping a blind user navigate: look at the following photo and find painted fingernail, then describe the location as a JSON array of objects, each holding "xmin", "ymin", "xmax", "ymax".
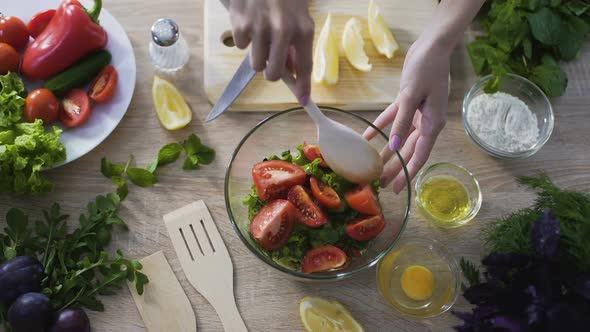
[
  {"xmin": 389, "ymin": 135, "xmax": 402, "ymax": 152},
  {"xmin": 299, "ymin": 95, "xmax": 310, "ymax": 106}
]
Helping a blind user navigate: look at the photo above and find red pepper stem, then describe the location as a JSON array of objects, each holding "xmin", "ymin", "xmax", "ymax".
[{"xmin": 86, "ymin": 0, "xmax": 103, "ymax": 23}]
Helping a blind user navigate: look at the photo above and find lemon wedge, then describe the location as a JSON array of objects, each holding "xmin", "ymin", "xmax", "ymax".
[
  {"xmin": 368, "ymin": 0, "xmax": 399, "ymax": 59},
  {"xmin": 312, "ymin": 13, "xmax": 339, "ymax": 84},
  {"xmin": 342, "ymin": 18, "xmax": 372, "ymax": 72},
  {"xmin": 152, "ymin": 75, "xmax": 192, "ymax": 130},
  {"xmin": 300, "ymin": 296, "xmax": 364, "ymax": 332}
]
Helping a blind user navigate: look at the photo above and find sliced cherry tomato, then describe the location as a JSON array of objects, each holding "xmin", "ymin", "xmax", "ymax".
[
  {"xmin": 288, "ymin": 185, "xmax": 328, "ymax": 228},
  {"xmin": 250, "ymin": 200, "xmax": 297, "ymax": 251},
  {"xmin": 25, "ymin": 89, "xmax": 59, "ymax": 124},
  {"xmin": 310, "ymin": 177, "xmax": 342, "ymax": 209},
  {"xmin": 0, "ymin": 16, "xmax": 29, "ymax": 50},
  {"xmin": 0, "ymin": 43, "xmax": 19, "ymax": 75},
  {"xmin": 303, "ymin": 141, "xmax": 328, "ymax": 167},
  {"xmin": 302, "ymin": 245, "xmax": 348, "ymax": 273},
  {"xmin": 27, "ymin": 10, "xmax": 56, "ymax": 39},
  {"xmin": 252, "ymin": 160, "xmax": 307, "ymax": 201},
  {"xmin": 60, "ymin": 89, "xmax": 92, "ymax": 128},
  {"xmin": 88, "ymin": 65, "xmax": 118, "ymax": 103},
  {"xmin": 345, "ymin": 185, "xmax": 382, "ymax": 215},
  {"xmin": 346, "ymin": 215, "xmax": 386, "ymax": 241}
]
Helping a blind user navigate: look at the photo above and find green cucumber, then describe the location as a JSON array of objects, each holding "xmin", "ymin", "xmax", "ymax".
[{"xmin": 44, "ymin": 50, "xmax": 112, "ymax": 97}]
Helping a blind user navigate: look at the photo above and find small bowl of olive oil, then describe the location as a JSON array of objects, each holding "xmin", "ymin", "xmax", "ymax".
[{"xmin": 415, "ymin": 163, "xmax": 482, "ymax": 228}]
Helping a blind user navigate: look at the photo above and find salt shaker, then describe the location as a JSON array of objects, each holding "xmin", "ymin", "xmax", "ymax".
[{"xmin": 149, "ymin": 18, "xmax": 190, "ymax": 72}]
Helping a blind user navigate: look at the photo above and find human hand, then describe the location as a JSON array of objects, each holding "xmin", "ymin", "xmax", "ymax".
[
  {"xmin": 229, "ymin": 0, "xmax": 314, "ymax": 103},
  {"xmin": 364, "ymin": 36, "xmax": 451, "ymax": 193}
]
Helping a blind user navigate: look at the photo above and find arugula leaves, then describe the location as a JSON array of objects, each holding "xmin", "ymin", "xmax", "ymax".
[
  {"xmin": 0, "ymin": 193, "xmax": 148, "ymax": 325},
  {"xmin": 469, "ymin": 0, "xmax": 590, "ymax": 97},
  {"xmin": 102, "ymin": 134, "xmax": 215, "ymax": 196}
]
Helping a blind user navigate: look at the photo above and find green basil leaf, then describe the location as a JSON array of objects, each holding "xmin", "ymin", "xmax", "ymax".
[
  {"xmin": 527, "ymin": 8, "xmax": 563, "ymax": 46},
  {"xmin": 566, "ymin": 0, "xmax": 590, "ymax": 15},
  {"xmin": 183, "ymin": 155, "xmax": 200, "ymax": 170},
  {"xmin": 127, "ymin": 168, "xmax": 158, "ymax": 187},
  {"xmin": 196, "ymin": 145, "xmax": 215, "ymax": 165},
  {"xmin": 182, "ymin": 134, "xmax": 202, "ymax": 156},
  {"xmin": 101, "ymin": 157, "xmax": 125, "ymax": 178},
  {"xmin": 111, "ymin": 176, "xmax": 128, "ymax": 200},
  {"xmin": 530, "ymin": 63, "xmax": 568, "ymax": 97},
  {"xmin": 156, "ymin": 143, "xmax": 183, "ymax": 167}
]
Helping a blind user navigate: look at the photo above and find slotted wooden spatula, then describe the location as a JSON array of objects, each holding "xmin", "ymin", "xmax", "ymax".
[{"xmin": 164, "ymin": 201, "xmax": 248, "ymax": 332}]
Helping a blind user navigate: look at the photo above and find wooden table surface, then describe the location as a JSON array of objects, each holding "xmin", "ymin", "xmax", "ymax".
[{"xmin": 2, "ymin": 1, "xmax": 590, "ymax": 331}]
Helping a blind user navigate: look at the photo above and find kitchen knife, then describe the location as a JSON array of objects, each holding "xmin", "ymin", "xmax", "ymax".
[
  {"xmin": 205, "ymin": 54, "xmax": 256, "ymax": 122},
  {"xmin": 205, "ymin": 0, "xmax": 255, "ymax": 122}
]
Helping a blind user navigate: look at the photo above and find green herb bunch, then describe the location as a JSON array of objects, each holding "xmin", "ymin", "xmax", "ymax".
[
  {"xmin": 469, "ymin": 0, "xmax": 590, "ymax": 96},
  {"xmin": 484, "ymin": 173, "xmax": 590, "ymax": 271},
  {"xmin": 0, "ymin": 193, "xmax": 148, "ymax": 325},
  {"xmin": 101, "ymin": 133, "xmax": 215, "ymax": 198}
]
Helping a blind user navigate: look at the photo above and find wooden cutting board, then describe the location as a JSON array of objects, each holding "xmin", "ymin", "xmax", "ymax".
[{"xmin": 203, "ymin": 0, "xmax": 437, "ymax": 111}]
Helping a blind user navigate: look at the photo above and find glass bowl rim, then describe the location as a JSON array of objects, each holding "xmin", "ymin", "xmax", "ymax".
[
  {"xmin": 414, "ymin": 162, "xmax": 483, "ymax": 228},
  {"xmin": 224, "ymin": 106, "xmax": 412, "ymax": 280},
  {"xmin": 376, "ymin": 235, "xmax": 462, "ymax": 319},
  {"xmin": 461, "ymin": 73, "xmax": 555, "ymax": 159}
]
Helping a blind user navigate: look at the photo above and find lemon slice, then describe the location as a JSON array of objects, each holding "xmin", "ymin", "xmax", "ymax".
[
  {"xmin": 300, "ymin": 296, "xmax": 364, "ymax": 332},
  {"xmin": 342, "ymin": 18, "xmax": 372, "ymax": 72},
  {"xmin": 368, "ymin": 0, "xmax": 399, "ymax": 59},
  {"xmin": 152, "ymin": 75, "xmax": 192, "ymax": 130},
  {"xmin": 312, "ymin": 13, "xmax": 339, "ymax": 84}
]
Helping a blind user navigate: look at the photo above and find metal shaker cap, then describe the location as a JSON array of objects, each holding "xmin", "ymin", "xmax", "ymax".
[{"xmin": 151, "ymin": 18, "xmax": 180, "ymax": 47}]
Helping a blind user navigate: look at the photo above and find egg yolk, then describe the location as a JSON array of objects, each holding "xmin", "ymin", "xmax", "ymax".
[{"xmin": 400, "ymin": 265, "xmax": 434, "ymax": 301}]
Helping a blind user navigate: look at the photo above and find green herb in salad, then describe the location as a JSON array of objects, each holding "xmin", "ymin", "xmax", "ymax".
[
  {"xmin": 469, "ymin": 0, "xmax": 590, "ymax": 97},
  {"xmin": 102, "ymin": 133, "xmax": 216, "ymax": 197},
  {"xmin": 0, "ymin": 72, "xmax": 26, "ymax": 127},
  {"xmin": 0, "ymin": 192, "xmax": 148, "ymax": 326}
]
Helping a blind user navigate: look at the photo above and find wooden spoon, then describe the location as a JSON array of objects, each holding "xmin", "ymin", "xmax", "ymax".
[{"xmin": 282, "ymin": 74, "xmax": 383, "ymax": 184}]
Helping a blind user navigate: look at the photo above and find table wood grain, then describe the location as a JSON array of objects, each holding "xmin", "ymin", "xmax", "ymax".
[{"xmin": 1, "ymin": 1, "xmax": 589, "ymax": 331}]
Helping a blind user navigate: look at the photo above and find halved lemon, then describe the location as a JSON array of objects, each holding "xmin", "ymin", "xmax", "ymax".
[
  {"xmin": 368, "ymin": 0, "xmax": 399, "ymax": 59},
  {"xmin": 152, "ymin": 75, "xmax": 192, "ymax": 130},
  {"xmin": 300, "ymin": 296, "xmax": 364, "ymax": 332},
  {"xmin": 342, "ymin": 18, "xmax": 372, "ymax": 72},
  {"xmin": 312, "ymin": 13, "xmax": 339, "ymax": 84}
]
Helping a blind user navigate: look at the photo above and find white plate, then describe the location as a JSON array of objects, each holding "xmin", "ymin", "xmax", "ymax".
[{"xmin": 5, "ymin": 0, "xmax": 136, "ymax": 165}]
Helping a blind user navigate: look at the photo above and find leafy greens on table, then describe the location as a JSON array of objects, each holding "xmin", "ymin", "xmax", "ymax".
[
  {"xmin": 469, "ymin": 0, "xmax": 590, "ymax": 97},
  {"xmin": 455, "ymin": 174, "xmax": 590, "ymax": 331},
  {"xmin": 0, "ymin": 192, "xmax": 148, "ymax": 326}
]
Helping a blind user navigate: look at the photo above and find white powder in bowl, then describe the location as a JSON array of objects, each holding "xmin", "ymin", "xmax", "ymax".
[{"xmin": 466, "ymin": 92, "xmax": 539, "ymax": 153}]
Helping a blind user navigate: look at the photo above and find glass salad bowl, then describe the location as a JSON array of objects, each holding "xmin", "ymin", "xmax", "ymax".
[{"xmin": 225, "ymin": 107, "xmax": 412, "ymax": 281}]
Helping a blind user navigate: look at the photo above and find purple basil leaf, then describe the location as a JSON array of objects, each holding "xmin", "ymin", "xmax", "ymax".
[
  {"xmin": 482, "ymin": 253, "xmax": 530, "ymax": 281},
  {"xmin": 473, "ymin": 304, "xmax": 501, "ymax": 320},
  {"xmin": 526, "ymin": 285, "xmax": 544, "ymax": 325},
  {"xmin": 463, "ymin": 283, "xmax": 499, "ymax": 305},
  {"xmin": 568, "ymin": 273, "xmax": 590, "ymax": 301},
  {"xmin": 490, "ymin": 315, "xmax": 525, "ymax": 332},
  {"xmin": 531, "ymin": 209, "xmax": 560, "ymax": 260}
]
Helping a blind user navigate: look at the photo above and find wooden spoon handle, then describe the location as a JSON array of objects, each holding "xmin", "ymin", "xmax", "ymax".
[
  {"xmin": 214, "ymin": 294, "xmax": 248, "ymax": 332},
  {"xmin": 281, "ymin": 73, "xmax": 327, "ymax": 126}
]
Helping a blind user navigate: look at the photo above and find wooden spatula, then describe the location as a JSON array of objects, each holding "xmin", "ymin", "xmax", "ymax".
[
  {"xmin": 164, "ymin": 201, "xmax": 248, "ymax": 332},
  {"xmin": 127, "ymin": 251, "xmax": 196, "ymax": 332}
]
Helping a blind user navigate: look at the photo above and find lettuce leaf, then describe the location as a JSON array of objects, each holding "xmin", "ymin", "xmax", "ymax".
[
  {"xmin": 0, "ymin": 120, "xmax": 66, "ymax": 195},
  {"xmin": 0, "ymin": 72, "xmax": 26, "ymax": 127}
]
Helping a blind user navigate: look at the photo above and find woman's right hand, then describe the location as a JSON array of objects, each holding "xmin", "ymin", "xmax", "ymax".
[{"xmin": 229, "ymin": 0, "xmax": 315, "ymax": 104}]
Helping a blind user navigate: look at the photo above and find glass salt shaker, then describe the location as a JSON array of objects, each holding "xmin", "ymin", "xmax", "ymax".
[{"xmin": 149, "ymin": 18, "xmax": 190, "ymax": 72}]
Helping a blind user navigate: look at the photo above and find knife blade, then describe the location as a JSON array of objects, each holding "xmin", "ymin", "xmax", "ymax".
[
  {"xmin": 206, "ymin": 54, "xmax": 256, "ymax": 122},
  {"xmin": 205, "ymin": 0, "xmax": 255, "ymax": 122}
]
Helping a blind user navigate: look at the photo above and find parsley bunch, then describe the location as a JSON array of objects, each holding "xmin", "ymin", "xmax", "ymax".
[
  {"xmin": 469, "ymin": 0, "xmax": 590, "ymax": 97},
  {"xmin": 101, "ymin": 133, "xmax": 215, "ymax": 198},
  {"xmin": 0, "ymin": 193, "xmax": 148, "ymax": 325}
]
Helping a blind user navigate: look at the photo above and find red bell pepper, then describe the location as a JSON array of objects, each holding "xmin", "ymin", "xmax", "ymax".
[{"xmin": 22, "ymin": 0, "xmax": 108, "ymax": 80}]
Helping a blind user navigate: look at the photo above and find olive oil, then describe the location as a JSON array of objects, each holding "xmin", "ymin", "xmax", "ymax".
[{"xmin": 418, "ymin": 176, "xmax": 471, "ymax": 223}]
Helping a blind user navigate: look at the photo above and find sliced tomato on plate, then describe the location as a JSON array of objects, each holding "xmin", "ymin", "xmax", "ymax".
[
  {"xmin": 252, "ymin": 160, "xmax": 306, "ymax": 201},
  {"xmin": 302, "ymin": 245, "xmax": 348, "ymax": 273},
  {"xmin": 346, "ymin": 215, "xmax": 386, "ymax": 241},
  {"xmin": 303, "ymin": 141, "xmax": 328, "ymax": 167},
  {"xmin": 88, "ymin": 65, "xmax": 118, "ymax": 103},
  {"xmin": 344, "ymin": 185, "xmax": 382, "ymax": 215},
  {"xmin": 60, "ymin": 89, "xmax": 92, "ymax": 128},
  {"xmin": 250, "ymin": 200, "xmax": 297, "ymax": 251},
  {"xmin": 310, "ymin": 177, "xmax": 341, "ymax": 209},
  {"xmin": 27, "ymin": 9, "xmax": 56, "ymax": 39},
  {"xmin": 288, "ymin": 185, "xmax": 328, "ymax": 228}
]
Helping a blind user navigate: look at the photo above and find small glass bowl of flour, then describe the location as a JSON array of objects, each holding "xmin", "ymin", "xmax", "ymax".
[{"xmin": 462, "ymin": 74, "xmax": 554, "ymax": 159}]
